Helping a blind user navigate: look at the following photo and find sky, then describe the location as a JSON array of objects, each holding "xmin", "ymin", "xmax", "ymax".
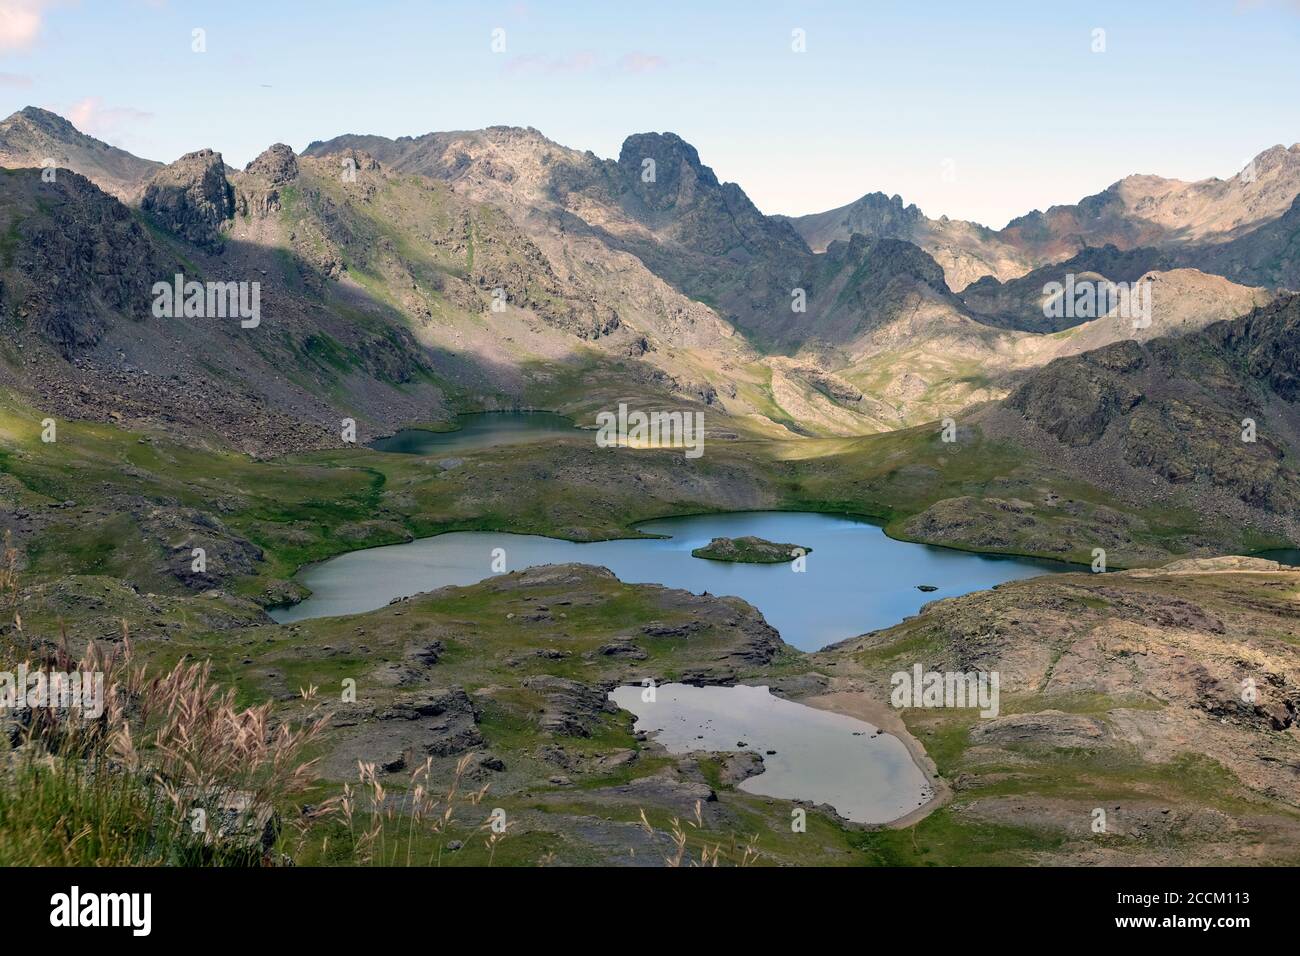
[{"xmin": 1, "ymin": 0, "xmax": 1299, "ymax": 228}]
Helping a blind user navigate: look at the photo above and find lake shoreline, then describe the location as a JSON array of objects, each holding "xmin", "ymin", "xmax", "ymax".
[
  {"xmin": 266, "ymin": 508, "xmax": 1081, "ymax": 616},
  {"xmin": 612, "ymin": 682, "xmax": 935, "ymax": 826},
  {"xmin": 269, "ymin": 512, "xmax": 1066, "ymax": 649},
  {"xmin": 797, "ymin": 689, "xmax": 951, "ymax": 829}
]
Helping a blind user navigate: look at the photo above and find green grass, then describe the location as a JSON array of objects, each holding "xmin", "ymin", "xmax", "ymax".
[
  {"xmin": 850, "ymin": 808, "xmax": 1065, "ymax": 866},
  {"xmin": 0, "ymin": 749, "xmax": 265, "ymax": 867}
]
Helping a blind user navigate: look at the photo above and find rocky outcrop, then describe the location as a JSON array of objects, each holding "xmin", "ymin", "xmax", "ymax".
[
  {"xmin": 522, "ymin": 675, "xmax": 617, "ymax": 737},
  {"xmin": 378, "ymin": 687, "xmax": 484, "ymax": 757},
  {"xmin": 141, "ymin": 149, "xmax": 234, "ymax": 251},
  {"xmin": 1, "ymin": 170, "xmax": 164, "ymax": 357},
  {"xmin": 138, "ymin": 507, "xmax": 265, "ymax": 591},
  {"xmin": 237, "ymin": 143, "xmax": 299, "ymax": 217},
  {"xmin": 244, "ymin": 143, "xmax": 298, "ymax": 185},
  {"xmin": 969, "ymin": 711, "xmax": 1111, "ymax": 749},
  {"xmin": 1005, "ymin": 340, "xmax": 1147, "ymax": 446}
]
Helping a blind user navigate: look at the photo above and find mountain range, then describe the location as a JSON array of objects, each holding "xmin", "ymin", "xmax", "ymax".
[
  {"xmin": 2, "ymin": 105, "xmax": 1298, "ymax": 454},
  {"xmin": 780, "ymin": 144, "xmax": 1300, "ymax": 290}
]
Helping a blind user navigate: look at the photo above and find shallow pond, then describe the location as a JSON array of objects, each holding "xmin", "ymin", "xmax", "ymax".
[{"xmin": 607, "ymin": 683, "xmax": 932, "ymax": 824}]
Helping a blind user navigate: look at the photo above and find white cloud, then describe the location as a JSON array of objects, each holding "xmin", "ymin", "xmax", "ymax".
[
  {"xmin": 505, "ymin": 51, "xmax": 598, "ymax": 75},
  {"xmin": 617, "ymin": 52, "xmax": 668, "ymax": 74},
  {"xmin": 66, "ymin": 96, "xmax": 153, "ymax": 141},
  {"xmin": 0, "ymin": 0, "xmax": 54, "ymax": 51}
]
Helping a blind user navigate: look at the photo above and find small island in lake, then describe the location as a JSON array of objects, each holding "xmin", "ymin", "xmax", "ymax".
[{"xmin": 690, "ymin": 535, "xmax": 811, "ymax": 564}]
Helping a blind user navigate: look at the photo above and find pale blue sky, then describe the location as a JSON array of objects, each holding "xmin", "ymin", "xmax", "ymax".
[{"xmin": 2, "ymin": 0, "xmax": 1298, "ymax": 227}]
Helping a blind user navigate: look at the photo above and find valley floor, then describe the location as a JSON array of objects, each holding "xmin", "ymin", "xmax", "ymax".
[{"xmin": 2, "ymin": 397, "xmax": 1298, "ymax": 866}]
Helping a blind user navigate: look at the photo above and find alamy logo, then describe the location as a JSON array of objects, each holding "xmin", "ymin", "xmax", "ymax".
[
  {"xmin": 49, "ymin": 886, "xmax": 151, "ymax": 936},
  {"xmin": 151, "ymin": 274, "xmax": 261, "ymax": 328},
  {"xmin": 0, "ymin": 666, "xmax": 104, "ymax": 719},
  {"xmin": 1042, "ymin": 274, "xmax": 1152, "ymax": 329},
  {"xmin": 890, "ymin": 664, "xmax": 1000, "ymax": 718},
  {"xmin": 595, "ymin": 403, "xmax": 704, "ymax": 459}
]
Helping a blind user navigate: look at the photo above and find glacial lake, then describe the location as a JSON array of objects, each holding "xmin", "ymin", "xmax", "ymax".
[
  {"xmin": 269, "ymin": 510, "xmax": 1064, "ymax": 651},
  {"xmin": 1257, "ymin": 549, "xmax": 1300, "ymax": 567},
  {"xmin": 608, "ymin": 683, "xmax": 932, "ymax": 824},
  {"xmin": 370, "ymin": 411, "xmax": 580, "ymax": 454}
]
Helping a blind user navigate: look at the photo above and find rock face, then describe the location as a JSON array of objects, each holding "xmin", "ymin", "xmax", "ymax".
[
  {"xmin": 522, "ymin": 675, "xmax": 617, "ymax": 737},
  {"xmin": 800, "ymin": 234, "xmax": 958, "ymax": 342},
  {"xmin": 140, "ymin": 507, "xmax": 265, "ymax": 591},
  {"xmin": 238, "ymin": 144, "xmax": 299, "ymax": 218},
  {"xmin": 1002, "ymin": 295, "xmax": 1300, "ymax": 524},
  {"xmin": 1006, "ymin": 340, "xmax": 1147, "ymax": 446},
  {"xmin": 2, "ymin": 170, "xmax": 164, "ymax": 357},
  {"xmin": 141, "ymin": 149, "xmax": 235, "ymax": 251},
  {"xmin": 970, "ymin": 711, "xmax": 1111, "ymax": 749},
  {"xmin": 613, "ymin": 132, "xmax": 804, "ymax": 263}
]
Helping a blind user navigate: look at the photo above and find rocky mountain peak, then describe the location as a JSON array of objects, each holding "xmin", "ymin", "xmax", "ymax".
[
  {"xmin": 0, "ymin": 107, "xmax": 163, "ymax": 202},
  {"xmin": 13, "ymin": 105, "xmax": 80, "ymax": 136},
  {"xmin": 837, "ymin": 191, "xmax": 925, "ymax": 234},
  {"xmin": 244, "ymin": 143, "xmax": 299, "ymax": 184},
  {"xmin": 618, "ymin": 132, "xmax": 707, "ymax": 172},
  {"xmin": 141, "ymin": 148, "xmax": 234, "ymax": 251},
  {"xmin": 616, "ymin": 132, "xmax": 717, "ymax": 211}
]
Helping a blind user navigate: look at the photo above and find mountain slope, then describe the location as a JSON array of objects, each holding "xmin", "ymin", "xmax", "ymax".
[
  {"xmin": 305, "ymin": 127, "xmax": 1049, "ymax": 429},
  {"xmin": 982, "ymin": 294, "xmax": 1300, "ymax": 541},
  {"xmin": 959, "ymin": 243, "xmax": 1273, "ymax": 341},
  {"xmin": 0, "ymin": 107, "xmax": 161, "ymax": 203},
  {"xmin": 0, "ymin": 118, "xmax": 795, "ymax": 445},
  {"xmin": 308, "ymin": 127, "xmax": 810, "ymax": 345},
  {"xmin": 1187, "ymin": 193, "xmax": 1300, "ymax": 291},
  {"xmin": 0, "ymin": 164, "xmax": 445, "ymax": 454}
]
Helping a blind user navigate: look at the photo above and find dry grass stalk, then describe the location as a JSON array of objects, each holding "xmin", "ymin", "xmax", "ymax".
[
  {"xmin": 312, "ymin": 750, "xmax": 507, "ymax": 866},
  {"xmin": 636, "ymin": 800, "xmax": 760, "ymax": 868}
]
